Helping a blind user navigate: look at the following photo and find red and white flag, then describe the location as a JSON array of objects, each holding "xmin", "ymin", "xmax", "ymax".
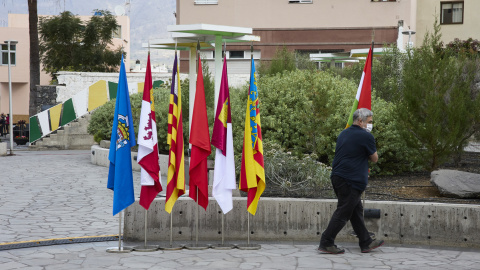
[
  {"xmin": 138, "ymin": 53, "xmax": 162, "ymax": 210},
  {"xmin": 211, "ymin": 56, "xmax": 236, "ymax": 214}
]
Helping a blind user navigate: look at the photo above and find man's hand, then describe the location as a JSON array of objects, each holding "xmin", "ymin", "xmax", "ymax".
[{"xmin": 369, "ymin": 152, "xmax": 378, "ymax": 163}]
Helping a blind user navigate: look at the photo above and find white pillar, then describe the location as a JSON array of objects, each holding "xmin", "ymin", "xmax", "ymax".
[
  {"xmin": 214, "ymin": 35, "xmax": 222, "ymax": 113},
  {"xmin": 188, "ymin": 46, "xmax": 197, "ymax": 147}
]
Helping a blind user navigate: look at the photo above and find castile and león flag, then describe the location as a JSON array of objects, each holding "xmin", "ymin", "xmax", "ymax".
[{"xmin": 138, "ymin": 53, "xmax": 162, "ymax": 210}]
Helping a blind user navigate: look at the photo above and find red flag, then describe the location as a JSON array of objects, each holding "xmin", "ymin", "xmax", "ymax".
[
  {"xmin": 138, "ymin": 53, "xmax": 162, "ymax": 210},
  {"xmin": 189, "ymin": 55, "xmax": 211, "ymax": 210},
  {"xmin": 346, "ymin": 45, "xmax": 372, "ymax": 128}
]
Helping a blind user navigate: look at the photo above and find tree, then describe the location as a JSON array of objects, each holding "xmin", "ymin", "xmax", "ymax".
[
  {"xmin": 398, "ymin": 20, "xmax": 480, "ymax": 170},
  {"xmin": 38, "ymin": 10, "xmax": 124, "ymax": 81},
  {"xmin": 28, "ymin": 0, "xmax": 41, "ymax": 116}
]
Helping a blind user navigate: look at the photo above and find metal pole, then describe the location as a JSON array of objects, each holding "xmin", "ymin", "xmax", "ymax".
[
  {"xmin": 6, "ymin": 40, "xmax": 14, "ymax": 154},
  {"xmin": 144, "ymin": 209, "xmax": 148, "ymax": 247},
  {"xmin": 221, "ymin": 212, "xmax": 224, "ymax": 245},
  {"xmin": 247, "ymin": 213, "xmax": 250, "ymax": 246},
  {"xmin": 170, "ymin": 213, "xmax": 173, "ymax": 247},
  {"xmin": 118, "ymin": 211, "xmax": 122, "ymax": 251},
  {"xmin": 196, "ymin": 188, "xmax": 199, "ymax": 246}
]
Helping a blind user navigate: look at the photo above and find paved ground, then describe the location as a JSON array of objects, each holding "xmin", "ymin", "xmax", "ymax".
[{"xmin": 1, "ymin": 146, "xmax": 480, "ymax": 269}]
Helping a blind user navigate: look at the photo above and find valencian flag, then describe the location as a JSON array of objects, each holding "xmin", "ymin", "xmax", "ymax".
[
  {"xmin": 211, "ymin": 56, "xmax": 236, "ymax": 214},
  {"xmin": 346, "ymin": 45, "xmax": 373, "ymax": 128},
  {"xmin": 138, "ymin": 53, "xmax": 162, "ymax": 210},
  {"xmin": 239, "ymin": 58, "xmax": 266, "ymax": 215},
  {"xmin": 107, "ymin": 54, "xmax": 136, "ymax": 216},
  {"xmin": 189, "ymin": 55, "xmax": 211, "ymax": 210},
  {"xmin": 165, "ymin": 53, "xmax": 185, "ymax": 214}
]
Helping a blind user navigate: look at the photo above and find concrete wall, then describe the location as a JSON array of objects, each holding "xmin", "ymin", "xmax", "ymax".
[
  {"xmin": 416, "ymin": 0, "xmax": 480, "ymax": 47},
  {"xmin": 124, "ymin": 198, "xmax": 480, "ymax": 249},
  {"xmin": 178, "ymin": 0, "xmax": 414, "ymax": 29}
]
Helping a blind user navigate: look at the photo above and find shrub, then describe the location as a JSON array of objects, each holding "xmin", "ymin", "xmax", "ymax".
[
  {"xmin": 236, "ymin": 69, "xmax": 422, "ymax": 175},
  {"xmin": 88, "ymin": 83, "xmax": 173, "ymax": 154},
  {"xmin": 262, "ymin": 142, "xmax": 333, "ymax": 198}
]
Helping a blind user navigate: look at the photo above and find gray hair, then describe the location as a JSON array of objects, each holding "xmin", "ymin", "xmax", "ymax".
[{"xmin": 352, "ymin": 108, "xmax": 373, "ymax": 123}]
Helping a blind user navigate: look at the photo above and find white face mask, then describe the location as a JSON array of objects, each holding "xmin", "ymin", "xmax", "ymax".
[{"xmin": 365, "ymin": 123, "xmax": 373, "ymax": 133}]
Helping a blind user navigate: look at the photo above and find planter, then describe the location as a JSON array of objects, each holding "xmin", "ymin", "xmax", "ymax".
[{"xmin": 14, "ymin": 138, "xmax": 29, "ymax": 145}]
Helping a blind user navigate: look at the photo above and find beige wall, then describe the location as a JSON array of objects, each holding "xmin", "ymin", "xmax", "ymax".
[
  {"xmin": 0, "ymin": 13, "xmax": 130, "ymax": 118},
  {"xmin": 178, "ymin": 0, "xmax": 416, "ymax": 29},
  {"xmin": 416, "ymin": 0, "xmax": 476, "ymax": 46},
  {"xmin": 0, "ymin": 26, "xmax": 31, "ymax": 117}
]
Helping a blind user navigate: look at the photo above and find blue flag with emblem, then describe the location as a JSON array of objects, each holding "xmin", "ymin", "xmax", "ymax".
[{"xmin": 107, "ymin": 54, "xmax": 136, "ymax": 216}]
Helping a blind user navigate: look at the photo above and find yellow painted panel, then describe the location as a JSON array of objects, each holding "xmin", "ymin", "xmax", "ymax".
[
  {"xmin": 88, "ymin": 80, "xmax": 108, "ymax": 111},
  {"xmin": 138, "ymin": 82, "xmax": 145, "ymax": 93},
  {"xmin": 49, "ymin": 103, "xmax": 63, "ymax": 131}
]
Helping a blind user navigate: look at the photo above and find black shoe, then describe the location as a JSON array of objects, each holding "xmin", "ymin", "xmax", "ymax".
[
  {"xmin": 361, "ymin": 239, "xmax": 384, "ymax": 253},
  {"xmin": 318, "ymin": 245, "xmax": 345, "ymax": 254}
]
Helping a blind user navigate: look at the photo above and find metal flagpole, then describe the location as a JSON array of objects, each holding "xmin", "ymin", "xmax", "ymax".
[
  {"xmin": 119, "ymin": 211, "xmax": 122, "ymax": 250},
  {"xmin": 222, "ymin": 213, "xmax": 224, "ymax": 245},
  {"xmin": 107, "ymin": 211, "xmax": 132, "ymax": 253},
  {"xmin": 247, "ymin": 212, "xmax": 250, "ymax": 245},
  {"xmin": 237, "ymin": 42, "xmax": 261, "ymax": 250}
]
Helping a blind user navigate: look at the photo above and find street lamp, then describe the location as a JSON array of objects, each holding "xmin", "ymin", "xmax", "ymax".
[
  {"xmin": 5, "ymin": 40, "xmax": 18, "ymax": 155},
  {"xmin": 401, "ymin": 30, "xmax": 416, "ymax": 48}
]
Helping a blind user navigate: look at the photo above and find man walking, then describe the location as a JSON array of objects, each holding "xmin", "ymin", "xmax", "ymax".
[{"xmin": 319, "ymin": 108, "xmax": 384, "ymax": 254}]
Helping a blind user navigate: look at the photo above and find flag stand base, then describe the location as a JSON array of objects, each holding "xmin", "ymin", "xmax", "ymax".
[
  {"xmin": 160, "ymin": 244, "xmax": 184, "ymax": 251},
  {"xmin": 132, "ymin": 245, "xmax": 158, "ymax": 252},
  {"xmin": 184, "ymin": 243, "xmax": 210, "ymax": 250},
  {"xmin": 211, "ymin": 243, "xmax": 235, "ymax": 250},
  {"xmin": 236, "ymin": 243, "xmax": 261, "ymax": 250},
  {"xmin": 106, "ymin": 246, "xmax": 133, "ymax": 253}
]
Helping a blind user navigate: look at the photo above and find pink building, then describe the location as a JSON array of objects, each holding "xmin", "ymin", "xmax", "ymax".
[{"xmin": 0, "ymin": 13, "xmax": 130, "ymax": 123}]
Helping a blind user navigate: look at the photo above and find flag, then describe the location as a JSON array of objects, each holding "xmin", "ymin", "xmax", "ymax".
[
  {"xmin": 107, "ymin": 54, "xmax": 136, "ymax": 216},
  {"xmin": 239, "ymin": 58, "xmax": 266, "ymax": 216},
  {"xmin": 189, "ymin": 55, "xmax": 211, "ymax": 210},
  {"xmin": 346, "ymin": 45, "xmax": 373, "ymax": 128},
  {"xmin": 165, "ymin": 53, "xmax": 185, "ymax": 214},
  {"xmin": 138, "ymin": 53, "xmax": 162, "ymax": 210},
  {"xmin": 211, "ymin": 56, "xmax": 236, "ymax": 214}
]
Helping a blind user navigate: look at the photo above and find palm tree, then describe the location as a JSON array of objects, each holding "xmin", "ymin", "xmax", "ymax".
[{"xmin": 28, "ymin": 0, "xmax": 40, "ymax": 116}]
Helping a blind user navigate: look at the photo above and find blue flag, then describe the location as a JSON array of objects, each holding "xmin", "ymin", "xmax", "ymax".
[{"xmin": 107, "ymin": 54, "xmax": 136, "ymax": 216}]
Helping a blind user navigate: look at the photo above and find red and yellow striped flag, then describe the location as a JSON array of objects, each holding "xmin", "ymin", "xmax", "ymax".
[
  {"xmin": 240, "ymin": 58, "xmax": 265, "ymax": 215},
  {"xmin": 165, "ymin": 53, "xmax": 185, "ymax": 213}
]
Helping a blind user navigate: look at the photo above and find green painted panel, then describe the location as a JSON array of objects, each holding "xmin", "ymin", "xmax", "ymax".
[
  {"xmin": 153, "ymin": 80, "xmax": 164, "ymax": 89},
  {"xmin": 29, "ymin": 116, "xmax": 42, "ymax": 142},
  {"xmin": 108, "ymin": 81, "xmax": 118, "ymax": 100},
  {"xmin": 60, "ymin": 99, "xmax": 76, "ymax": 126}
]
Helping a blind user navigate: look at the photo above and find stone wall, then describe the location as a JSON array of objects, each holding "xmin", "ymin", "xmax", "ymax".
[
  {"xmin": 124, "ymin": 198, "xmax": 480, "ymax": 249},
  {"xmin": 32, "ymin": 85, "xmax": 57, "ymax": 114},
  {"xmin": 55, "ymin": 71, "xmax": 250, "ymax": 103}
]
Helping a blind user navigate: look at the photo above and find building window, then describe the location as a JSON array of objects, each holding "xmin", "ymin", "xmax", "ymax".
[
  {"xmin": 195, "ymin": 0, "xmax": 218, "ymax": 4},
  {"xmin": 112, "ymin": 26, "xmax": 122, "ymax": 39},
  {"xmin": 229, "ymin": 51, "xmax": 245, "ymax": 59},
  {"xmin": 1, "ymin": 44, "xmax": 16, "ymax": 65},
  {"xmin": 289, "ymin": 0, "xmax": 313, "ymax": 3},
  {"xmin": 441, "ymin": 2, "xmax": 464, "ymax": 24}
]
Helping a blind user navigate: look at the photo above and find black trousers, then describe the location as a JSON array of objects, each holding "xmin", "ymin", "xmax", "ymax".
[{"xmin": 320, "ymin": 175, "xmax": 373, "ymax": 248}]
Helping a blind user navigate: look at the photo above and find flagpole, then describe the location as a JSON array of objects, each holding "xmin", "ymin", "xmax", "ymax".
[
  {"xmin": 106, "ymin": 211, "xmax": 132, "ymax": 253},
  {"xmin": 119, "ymin": 211, "xmax": 122, "ymax": 250},
  {"xmin": 221, "ymin": 212, "xmax": 224, "ymax": 245},
  {"xmin": 237, "ymin": 42, "xmax": 261, "ymax": 251}
]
